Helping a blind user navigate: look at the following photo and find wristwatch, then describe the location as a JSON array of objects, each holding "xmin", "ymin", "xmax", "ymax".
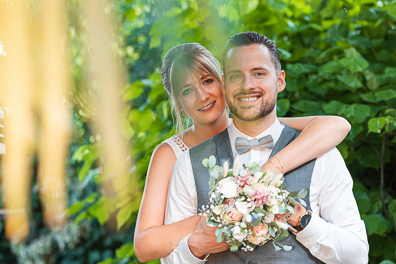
[{"xmin": 291, "ymin": 210, "xmax": 312, "ymax": 233}]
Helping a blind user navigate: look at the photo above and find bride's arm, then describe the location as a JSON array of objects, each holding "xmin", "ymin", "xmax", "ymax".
[
  {"xmin": 261, "ymin": 115, "xmax": 351, "ymax": 174},
  {"xmin": 134, "ymin": 143, "xmax": 197, "ymax": 262}
]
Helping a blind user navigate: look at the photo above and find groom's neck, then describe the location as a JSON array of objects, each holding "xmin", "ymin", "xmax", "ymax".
[{"xmin": 232, "ymin": 114, "xmax": 277, "ymax": 138}]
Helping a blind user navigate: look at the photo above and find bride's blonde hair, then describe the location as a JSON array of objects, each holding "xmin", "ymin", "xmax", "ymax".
[{"xmin": 161, "ymin": 43, "xmax": 222, "ymax": 135}]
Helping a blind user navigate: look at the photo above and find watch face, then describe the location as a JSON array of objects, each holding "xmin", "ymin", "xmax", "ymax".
[{"xmin": 300, "ymin": 213, "xmax": 312, "ymax": 228}]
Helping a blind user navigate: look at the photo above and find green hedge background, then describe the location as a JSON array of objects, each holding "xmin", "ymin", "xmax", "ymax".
[{"xmin": 1, "ymin": 0, "xmax": 395, "ymax": 263}]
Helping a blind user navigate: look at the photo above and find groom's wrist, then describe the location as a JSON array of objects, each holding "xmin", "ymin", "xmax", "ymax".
[{"xmin": 287, "ymin": 202, "xmax": 307, "ymax": 227}]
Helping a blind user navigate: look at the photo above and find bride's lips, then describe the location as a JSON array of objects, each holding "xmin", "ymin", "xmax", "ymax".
[{"xmin": 198, "ymin": 101, "xmax": 216, "ymax": 111}]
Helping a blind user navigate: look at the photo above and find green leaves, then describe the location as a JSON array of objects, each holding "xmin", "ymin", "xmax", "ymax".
[
  {"xmin": 277, "ymin": 99, "xmax": 290, "ymax": 117},
  {"xmin": 337, "ymin": 74, "xmax": 362, "ymax": 88},
  {"xmin": 368, "ymin": 117, "xmax": 386, "ymax": 133},
  {"xmin": 362, "ymin": 214, "xmax": 391, "ymax": 235},
  {"xmin": 388, "ymin": 1, "xmax": 396, "ymax": 20},
  {"xmin": 239, "ymin": 0, "xmax": 259, "ymax": 15}
]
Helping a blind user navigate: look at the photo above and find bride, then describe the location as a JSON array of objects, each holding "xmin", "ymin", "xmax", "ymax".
[{"xmin": 133, "ymin": 43, "xmax": 351, "ymax": 262}]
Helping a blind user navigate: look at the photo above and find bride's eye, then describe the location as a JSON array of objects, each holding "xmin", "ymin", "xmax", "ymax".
[{"xmin": 182, "ymin": 88, "xmax": 193, "ymax": 96}]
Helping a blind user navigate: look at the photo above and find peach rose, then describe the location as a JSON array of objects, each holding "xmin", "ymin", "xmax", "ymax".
[
  {"xmin": 227, "ymin": 210, "xmax": 243, "ymax": 222},
  {"xmin": 253, "ymin": 223, "xmax": 269, "ymax": 236}
]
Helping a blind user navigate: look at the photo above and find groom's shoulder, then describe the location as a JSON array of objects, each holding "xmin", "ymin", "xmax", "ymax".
[
  {"xmin": 189, "ymin": 128, "xmax": 229, "ymax": 154},
  {"xmin": 190, "ymin": 135, "xmax": 217, "ymax": 152}
]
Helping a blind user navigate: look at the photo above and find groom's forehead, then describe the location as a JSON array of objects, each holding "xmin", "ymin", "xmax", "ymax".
[{"xmin": 224, "ymin": 44, "xmax": 271, "ymax": 70}]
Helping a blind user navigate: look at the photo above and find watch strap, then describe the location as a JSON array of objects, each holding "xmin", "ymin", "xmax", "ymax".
[{"xmin": 291, "ymin": 210, "xmax": 312, "ymax": 233}]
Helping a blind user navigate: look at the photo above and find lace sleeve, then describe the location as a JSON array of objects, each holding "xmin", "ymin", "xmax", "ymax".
[{"xmin": 164, "ymin": 135, "xmax": 189, "ymax": 159}]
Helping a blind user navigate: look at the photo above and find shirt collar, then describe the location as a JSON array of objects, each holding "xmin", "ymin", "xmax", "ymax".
[{"xmin": 228, "ymin": 119, "xmax": 284, "ymax": 149}]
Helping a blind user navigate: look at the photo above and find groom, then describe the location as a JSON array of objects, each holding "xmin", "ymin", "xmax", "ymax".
[{"xmin": 163, "ymin": 32, "xmax": 369, "ymax": 263}]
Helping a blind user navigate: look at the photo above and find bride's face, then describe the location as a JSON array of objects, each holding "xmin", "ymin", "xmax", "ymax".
[{"xmin": 178, "ymin": 72, "xmax": 227, "ymax": 126}]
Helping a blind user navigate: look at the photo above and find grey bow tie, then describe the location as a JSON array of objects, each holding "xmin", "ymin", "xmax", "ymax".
[{"xmin": 235, "ymin": 135, "xmax": 274, "ymax": 155}]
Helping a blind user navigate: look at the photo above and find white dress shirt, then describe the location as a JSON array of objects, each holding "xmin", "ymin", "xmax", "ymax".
[{"xmin": 162, "ymin": 119, "xmax": 369, "ymax": 264}]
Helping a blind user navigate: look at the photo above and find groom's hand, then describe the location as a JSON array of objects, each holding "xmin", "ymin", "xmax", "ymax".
[{"xmin": 188, "ymin": 215, "xmax": 230, "ymax": 259}]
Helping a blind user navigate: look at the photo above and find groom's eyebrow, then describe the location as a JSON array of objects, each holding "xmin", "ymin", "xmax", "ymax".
[
  {"xmin": 225, "ymin": 70, "xmax": 241, "ymax": 76},
  {"xmin": 251, "ymin": 67, "xmax": 267, "ymax": 71}
]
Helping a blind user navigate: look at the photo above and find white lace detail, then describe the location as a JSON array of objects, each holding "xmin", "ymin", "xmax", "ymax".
[{"xmin": 164, "ymin": 135, "xmax": 189, "ymax": 159}]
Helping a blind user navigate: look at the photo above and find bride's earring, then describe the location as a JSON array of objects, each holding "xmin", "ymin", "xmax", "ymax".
[{"xmin": 181, "ymin": 108, "xmax": 186, "ymax": 117}]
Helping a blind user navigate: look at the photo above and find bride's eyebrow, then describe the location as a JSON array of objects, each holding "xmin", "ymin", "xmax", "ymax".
[{"xmin": 180, "ymin": 83, "xmax": 191, "ymax": 89}]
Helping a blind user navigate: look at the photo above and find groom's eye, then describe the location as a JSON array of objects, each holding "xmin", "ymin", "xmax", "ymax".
[
  {"xmin": 229, "ymin": 74, "xmax": 240, "ymax": 81},
  {"xmin": 254, "ymin": 72, "xmax": 266, "ymax": 77},
  {"xmin": 203, "ymin": 78, "xmax": 213, "ymax": 85}
]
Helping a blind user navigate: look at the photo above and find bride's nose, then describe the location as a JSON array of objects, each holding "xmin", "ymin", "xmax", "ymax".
[{"xmin": 196, "ymin": 86, "xmax": 210, "ymax": 102}]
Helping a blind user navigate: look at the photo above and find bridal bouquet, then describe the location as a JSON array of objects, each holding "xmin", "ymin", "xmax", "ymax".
[{"xmin": 201, "ymin": 155, "xmax": 307, "ymax": 252}]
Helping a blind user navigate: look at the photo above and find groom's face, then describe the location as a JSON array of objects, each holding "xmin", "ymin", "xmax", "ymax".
[{"xmin": 223, "ymin": 44, "xmax": 285, "ymax": 122}]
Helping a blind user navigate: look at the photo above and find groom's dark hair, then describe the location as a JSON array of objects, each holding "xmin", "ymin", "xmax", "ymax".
[{"xmin": 222, "ymin": 32, "xmax": 281, "ymax": 73}]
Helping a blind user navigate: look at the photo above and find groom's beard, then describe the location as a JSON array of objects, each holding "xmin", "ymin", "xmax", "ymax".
[{"xmin": 227, "ymin": 90, "xmax": 277, "ymax": 122}]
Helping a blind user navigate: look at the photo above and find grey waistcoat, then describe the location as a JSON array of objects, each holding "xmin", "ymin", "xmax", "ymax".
[{"xmin": 189, "ymin": 125, "xmax": 321, "ymax": 264}]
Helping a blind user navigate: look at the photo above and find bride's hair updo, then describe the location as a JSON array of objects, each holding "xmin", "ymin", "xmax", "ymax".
[{"xmin": 161, "ymin": 43, "xmax": 222, "ymax": 134}]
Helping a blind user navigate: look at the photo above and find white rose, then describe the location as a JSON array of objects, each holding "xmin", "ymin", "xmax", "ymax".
[
  {"xmin": 267, "ymin": 185, "xmax": 279, "ymax": 195},
  {"xmin": 235, "ymin": 201, "xmax": 250, "ymax": 215},
  {"xmin": 243, "ymin": 214, "xmax": 252, "ymax": 223},
  {"xmin": 248, "ymin": 233, "xmax": 269, "ymax": 245},
  {"xmin": 242, "ymin": 186, "xmax": 255, "ymax": 196},
  {"xmin": 212, "ymin": 205, "xmax": 223, "ymax": 215},
  {"xmin": 218, "ymin": 178, "xmax": 238, "ymax": 198},
  {"xmin": 263, "ymin": 171, "xmax": 275, "ymax": 183},
  {"xmin": 232, "ymin": 226, "xmax": 247, "ymax": 241},
  {"xmin": 270, "ymin": 205, "xmax": 279, "ymax": 214}
]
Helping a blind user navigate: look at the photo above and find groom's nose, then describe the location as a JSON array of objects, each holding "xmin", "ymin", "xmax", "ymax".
[{"xmin": 241, "ymin": 74, "xmax": 254, "ymax": 91}]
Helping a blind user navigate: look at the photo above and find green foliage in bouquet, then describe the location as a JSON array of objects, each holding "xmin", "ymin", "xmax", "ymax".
[{"xmin": 202, "ymin": 155, "xmax": 307, "ymax": 252}]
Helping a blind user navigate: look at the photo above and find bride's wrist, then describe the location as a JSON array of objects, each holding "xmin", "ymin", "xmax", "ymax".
[{"xmin": 262, "ymin": 156, "xmax": 283, "ymax": 175}]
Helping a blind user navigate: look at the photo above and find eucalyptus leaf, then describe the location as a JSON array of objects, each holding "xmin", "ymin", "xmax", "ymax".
[
  {"xmin": 216, "ymin": 232, "xmax": 225, "ymax": 242},
  {"xmin": 288, "ymin": 191, "xmax": 298, "ymax": 197},
  {"xmin": 254, "ymin": 207, "xmax": 267, "ymax": 214},
  {"xmin": 202, "ymin": 158, "xmax": 209, "ymax": 168},
  {"xmin": 297, "ymin": 189, "xmax": 308, "ymax": 199},
  {"xmin": 208, "ymin": 155, "xmax": 216, "ymax": 168},
  {"xmin": 298, "ymin": 199, "xmax": 307, "ymax": 207},
  {"xmin": 209, "ymin": 167, "xmax": 220, "ymax": 179},
  {"xmin": 269, "ymin": 226, "xmax": 276, "ymax": 237},
  {"xmin": 283, "ymin": 245, "xmax": 292, "ymax": 251},
  {"xmin": 286, "ymin": 204, "xmax": 295, "ymax": 213},
  {"xmin": 278, "ymin": 207, "xmax": 289, "ymax": 214},
  {"xmin": 230, "ymin": 244, "xmax": 239, "ymax": 252},
  {"xmin": 273, "ymin": 241, "xmax": 282, "ymax": 251}
]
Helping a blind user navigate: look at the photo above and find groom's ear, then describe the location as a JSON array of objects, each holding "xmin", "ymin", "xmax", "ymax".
[{"xmin": 277, "ymin": 70, "xmax": 286, "ymax": 93}]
